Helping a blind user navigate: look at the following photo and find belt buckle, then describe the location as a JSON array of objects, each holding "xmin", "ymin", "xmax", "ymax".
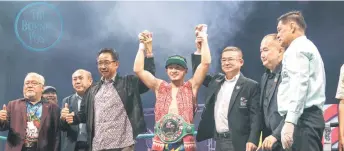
[
  {"xmin": 219, "ymin": 132, "xmax": 229, "ymax": 138},
  {"xmin": 155, "ymin": 113, "xmax": 189, "ymax": 144}
]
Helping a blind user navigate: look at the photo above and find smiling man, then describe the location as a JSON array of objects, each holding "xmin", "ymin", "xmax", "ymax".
[
  {"xmin": 61, "ymin": 47, "xmax": 156, "ymax": 151},
  {"xmin": 133, "ymin": 25, "xmax": 211, "ymax": 151},
  {"xmin": 43, "ymin": 86, "xmax": 58, "ymax": 104},
  {"xmin": 193, "ymin": 46, "xmax": 260, "ymax": 151},
  {"xmin": 0, "ymin": 72, "xmax": 60, "ymax": 151}
]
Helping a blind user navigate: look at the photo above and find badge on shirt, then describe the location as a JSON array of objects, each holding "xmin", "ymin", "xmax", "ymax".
[
  {"xmin": 239, "ymin": 97, "xmax": 248, "ymax": 108},
  {"xmin": 282, "ymin": 71, "xmax": 289, "ymax": 79},
  {"xmin": 236, "ymin": 86, "xmax": 241, "ymax": 90}
]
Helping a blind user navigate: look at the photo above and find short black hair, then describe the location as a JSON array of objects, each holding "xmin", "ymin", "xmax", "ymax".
[
  {"xmin": 98, "ymin": 48, "xmax": 119, "ymax": 61},
  {"xmin": 277, "ymin": 11, "xmax": 307, "ymax": 30}
]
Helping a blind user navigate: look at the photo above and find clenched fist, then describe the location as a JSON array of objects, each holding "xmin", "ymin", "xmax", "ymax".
[
  {"xmin": 66, "ymin": 112, "xmax": 75, "ymax": 124},
  {"xmin": 195, "ymin": 24, "xmax": 208, "ymax": 51},
  {"xmin": 138, "ymin": 30, "xmax": 153, "ymax": 55},
  {"xmin": 0, "ymin": 104, "xmax": 7, "ymax": 121},
  {"xmin": 60, "ymin": 103, "xmax": 70, "ymax": 120}
]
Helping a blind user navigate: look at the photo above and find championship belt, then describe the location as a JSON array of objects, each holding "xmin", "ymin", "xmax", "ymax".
[{"xmin": 154, "ymin": 113, "xmax": 195, "ymax": 144}]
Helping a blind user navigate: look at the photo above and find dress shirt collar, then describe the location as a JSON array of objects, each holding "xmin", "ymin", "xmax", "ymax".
[
  {"xmin": 225, "ymin": 72, "xmax": 240, "ymax": 82},
  {"xmin": 290, "ymin": 35, "xmax": 307, "ymax": 47},
  {"xmin": 100, "ymin": 73, "xmax": 117, "ymax": 83},
  {"xmin": 75, "ymin": 93, "xmax": 82, "ymax": 100}
]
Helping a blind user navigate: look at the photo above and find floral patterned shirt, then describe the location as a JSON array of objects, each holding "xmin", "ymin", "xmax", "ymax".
[{"xmin": 25, "ymin": 100, "xmax": 43, "ymax": 144}]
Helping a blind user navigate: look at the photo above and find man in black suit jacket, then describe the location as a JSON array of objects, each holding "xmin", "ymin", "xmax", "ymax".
[
  {"xmin": 257, "ymin": 34, "xmax": 285, "ymax": 151},
  {"xmin": 60, "ymin": 69, "xmax": 93, "ymax": 151},
  {"xmin": 192, "ymin": 46, "xmax": 260, "ymax": 151}
]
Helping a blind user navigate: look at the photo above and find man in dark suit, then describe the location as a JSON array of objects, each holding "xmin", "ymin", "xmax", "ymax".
[
  {"xmin": 257, "ymin": 33, "xmax": 285, "ymax": 151},
  {"xmin": 60, "ymin": 69, "xmax": 93, "ymax": 151},
  {"xmin": 0, "ymin": 72, "xmax": 60, "ymax": 151},
  {"xmin": 192, "ymin": 46, "xmax": 260, "ymax": 151}
]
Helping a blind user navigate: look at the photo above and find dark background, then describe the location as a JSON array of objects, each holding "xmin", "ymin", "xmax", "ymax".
[{"xmin": 0, "ymin": 1, "xmax": 343, "ymax": 150}]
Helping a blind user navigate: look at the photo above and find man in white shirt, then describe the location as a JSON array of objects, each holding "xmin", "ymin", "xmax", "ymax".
[
  {"xmin": 336, "ymin": 65, "xmax": 344, "ymax": 151},
  {"xmin": 276, "ymin": 11, "xmax": 326, "ymax": 151},
  {"xmin": 193, "ymin": 46, "xmax": 260, "ymax": 151}
]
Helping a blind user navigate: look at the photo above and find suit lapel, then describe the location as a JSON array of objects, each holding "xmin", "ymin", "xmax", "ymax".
[
  {"xmin": 206, "ymin": 75, "xmax": 225, "ymax": 105},
  {"xmin": 227, "ymin": 74, "xmax": 245, "ymax": 116},
  {"xmin": 20, "ymin": 99, "xmax": 28, "ymax": 139},
  {"xmin": 267, "ymin": 73, "xmax": 281, "ymax": 106},
  {"xmin": 71, "ymin": 94, "xmax": 78, "ymax": 112},
  {"xmin": 71, "ymin": 94, "xmax": 80, "ymax": 131},
  {"xmin": 20, "ymin": 99, "xmax": 27, "ymax": 123},
  {"xmin": 40, "ymin": 100, "xmax": 49, "ymax": 127},
  {"xmin": 260, "ymin": 73, "xmax": 268, "ymax": 108}
]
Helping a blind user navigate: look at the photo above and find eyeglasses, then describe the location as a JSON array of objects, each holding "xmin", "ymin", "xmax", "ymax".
[
  {"xmin": 97, "ymin": 60, "xmax": 115, "ymax": 67},
  {"xmin": 221, "ymin": 58, "xmax": 241, "ymax": 63}
]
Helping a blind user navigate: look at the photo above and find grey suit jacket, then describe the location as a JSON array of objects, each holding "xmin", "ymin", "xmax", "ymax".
[{"xmin": 60, "ymin": 94, "xmax": 84, "ymax": 151}]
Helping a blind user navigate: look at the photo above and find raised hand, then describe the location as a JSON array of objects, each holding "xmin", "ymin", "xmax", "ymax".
[
  {"xmin": 0, "ymin": 104, "xmax": 7, "ymax": 121},
  {"xmin": 60, "ymin": 103, "xmax": 69, "ymax": 120},
  {"xmin": 66, "ymin": 112, "xmax": 75, "ymax": 124},
  {"xmin": 138, "ymin": 30, "xmax": 153, "ymax": 55},
  {"xmin": 195, "ymin": 24, "xmax": 208, "ymax": 51}
]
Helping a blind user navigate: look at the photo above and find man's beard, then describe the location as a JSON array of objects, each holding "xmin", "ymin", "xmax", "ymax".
[{"xmin": 25, "ymin": 92, "xmax": 36, "ymax": 99}]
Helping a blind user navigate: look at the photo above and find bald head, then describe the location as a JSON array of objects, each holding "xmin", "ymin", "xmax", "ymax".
[
  {"xmin": 260, "ymin": 33, "xmax": 285, "ymax": 70},
  {"xmin": 72, "ymin": 69, "xmax": 92, "ymax": 80},
  {"xmin": 72, "ymin": 69, "xmax": 93, "ymax": 95},
  {"xmin": 262, "ymin": 33, "xmax": 279, "ymax": 43}
]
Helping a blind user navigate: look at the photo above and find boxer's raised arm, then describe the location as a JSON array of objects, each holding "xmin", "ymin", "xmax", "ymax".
[{"xmin": 134, "ymin": 31, "xmax": 162, "ymax": 91}]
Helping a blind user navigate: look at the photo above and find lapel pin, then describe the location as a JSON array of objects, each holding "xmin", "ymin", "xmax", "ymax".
[
  {"xmin": 236, "ymin": 86, "xmax": 240, "ymax": 90},
  {"xmin": 274, "ymin": 77, "xmax": 278, "ymax": 83}
]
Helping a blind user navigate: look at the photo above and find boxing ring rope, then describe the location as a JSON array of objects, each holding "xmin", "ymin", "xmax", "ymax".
[
  {"xmin": 0, "ymin": 132, "xmax": 198, "ymax": 141},
  {"xmin": 0, "ymin": 123, "xmax": 339, "ymax": 151},
  {"xmin": 0, "ymin": 136, "xmax": 6, "ymax": 141}
]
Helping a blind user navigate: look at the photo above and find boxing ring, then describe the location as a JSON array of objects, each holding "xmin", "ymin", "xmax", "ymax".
[{"xmin": 0, "ymin": 104, "xmax": 339, "ymax": 151}]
